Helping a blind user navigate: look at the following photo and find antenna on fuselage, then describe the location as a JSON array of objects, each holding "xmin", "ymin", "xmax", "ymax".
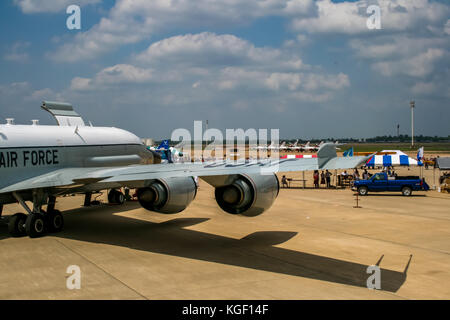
[{"xmin": 41, "ymin": 101, "xmax": 85, "ymax": 127}]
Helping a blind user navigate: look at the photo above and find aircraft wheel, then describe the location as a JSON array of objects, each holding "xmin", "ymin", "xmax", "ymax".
[
  {"xmin": 114, "ymin": 191, "xmax": 125, "ymax": 205},
  {"xmin": 47, "ymin": 210, "xmax": 64, "ymax": 233},
  {"xmin": 108, "ymin": 189, "xmax": 117, "ymax": 204},
  {"xmin": 402, "ymin": 186, "xmax": 412, "ymax": 196},
  {"xmin": 8, "ymin": 213, "xmax": 27, "ymax": 237},
  {"xmin": 358, "ymin": 186, "xmax": 368, "ymax": 196},
  {"xmin": 25, "ymin": 213, "xmax": 46, "ymax": 238},
  {"xmin": 108, "ymin": 189, "xmax": 125, "ymax": 205}
]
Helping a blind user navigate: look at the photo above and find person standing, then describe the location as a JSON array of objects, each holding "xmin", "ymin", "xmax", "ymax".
[
  {"xmin": 326, "ymin": 170, "xmax": 332, "ymax": 188},
  {"xmin": 362, "ymin": 169, "xmax": 369, "ymax": 180},
  {"xmin": 320, "ymin": 171, "xmax": 325, "ymax": 187},
  {"xmin": 353, "ymin": 169, "xmax": 360, "ymax": 181},
  {"xmin": 313, "ymin": 170, "xmax": 319, "ymax": 188},
  {"xmin": 281, "ymin": 175, "xmax": 288, "ymax": 188}
]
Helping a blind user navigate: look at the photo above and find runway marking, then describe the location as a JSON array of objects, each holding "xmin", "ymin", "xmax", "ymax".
[{"xmin": 54, "ymin": 238, "xmax": 149, "ymax": 300}]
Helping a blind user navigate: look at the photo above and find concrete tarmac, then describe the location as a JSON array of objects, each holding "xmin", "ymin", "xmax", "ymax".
[{"xmin": 0, "ymin": 166, "xmax": 449, "ymax": 299}]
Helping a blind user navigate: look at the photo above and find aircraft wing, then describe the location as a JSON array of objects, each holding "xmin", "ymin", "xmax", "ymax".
[{"xmin": 0, "ymin": 144, "xmax": 368, "ymax": 193}]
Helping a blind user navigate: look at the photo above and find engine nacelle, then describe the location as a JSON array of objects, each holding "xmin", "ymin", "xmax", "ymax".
[
  {"xmin": 137, "ymin": 177, "xmax": 197, "ymax": 214},
  {"xmin": 214, "ymin": 174, "xmax": 279, "ymax": 217}
]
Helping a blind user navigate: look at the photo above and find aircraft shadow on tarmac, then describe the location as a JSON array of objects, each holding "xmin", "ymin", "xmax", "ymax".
[
  {"xmin": 363, "ymin": 194, "xmax": 426, "ymax": 197},
  {"xmin": 1, "ymin": 202, "xmax": 411, "ymax": 293}
]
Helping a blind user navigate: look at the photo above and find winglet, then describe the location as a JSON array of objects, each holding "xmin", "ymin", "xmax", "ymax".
[
  {"xmin": 318, "ymin": 144, "xmax": 370, "ymax": 170},
  {"xmin": 317, "ymin": 143, "xmax": 337, "ymax": 168},
  {"xmin": 365, "ymin": 152, "xmax": 378, "ymax": 167}
]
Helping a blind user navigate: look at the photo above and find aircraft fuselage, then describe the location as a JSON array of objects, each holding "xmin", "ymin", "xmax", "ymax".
[{"xmin": 0, "ymin": 124, "xmax": 153, "ymax": 203}]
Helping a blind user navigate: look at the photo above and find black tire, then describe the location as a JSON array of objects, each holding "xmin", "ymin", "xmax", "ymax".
[
  {"xmin": 108, "ymin": 189, "xmax": 117, "ymax": 204},
  {"xmin": 402, "ymin": 186, "xmax": 412, "ymax": 196},
  {"xmin": 108, "ymin": 189, "xmax": 125, "ymax": 204},
  {"xmin": 8, "ymin": 213, "xmax": 27, "ymax": 237},
  {"xmin": 114, "ymin": 191, "xmax": 125, "ymax": 205},
  {"xmin": 47, "ymin": 210, "xmax": 64, "ymax": 233},
  {"xmin": 358, "ymin": 186, "xmax": 369, "ymax": 196},
  {"xmin": 25, "ymin": 213, "xmax": 46, "ymax": 238}
]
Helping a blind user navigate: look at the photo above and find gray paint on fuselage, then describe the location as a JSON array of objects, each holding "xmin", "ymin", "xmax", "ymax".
[{"xmin": 0, "ymin": 143, "xmax": 153, "ymax": 203}]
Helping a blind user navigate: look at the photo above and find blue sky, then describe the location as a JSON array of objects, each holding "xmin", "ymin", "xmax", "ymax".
[{"xmin": 0, "ymin": 0, "xmax": 449, "ymax": 139}]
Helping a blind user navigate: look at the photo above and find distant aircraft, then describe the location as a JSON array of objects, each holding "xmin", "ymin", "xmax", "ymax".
[
  {"xmin": 277, "ymin": 141, "xmax": 289, "ymax": 151},
  {"xmin": 149, "ymin": 140, "xmax": 170, "ymax": 151},
  {"xmin": 289, "ymin": 139, "xmax": 299, "ymax": 148},
  {"xmin": 0, "ymin": 101, "xmax": 367, "ymax": 238},
  {"xmin": 148, "ymin": 140, "xmax": 183, "ymax": 163},
  {"xmin": 252, "ymin": 140, "xmax": 274, "ymax": 151},
  {"xmin": 252, "ymin": 141, "xmax": 288, "ymax": 152},
  {"xmin": 286, "ymin": 140, "xmax": 300, "ymax": 152},
  {"xmin": 303, "ymin": 141, "xmax": 341, "ymax": 152},
  {"xmin": 286, "ymin": 140, "xmax": 305, "ymax": 152},
  {"xmin": 300, "ymin": 141, "xmax": 320, "ymax": 152}
]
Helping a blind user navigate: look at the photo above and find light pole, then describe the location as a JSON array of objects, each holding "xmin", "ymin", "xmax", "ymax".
[{"xmin": 410, "ymin": 101, "xmax": 415, "ymax": 148}]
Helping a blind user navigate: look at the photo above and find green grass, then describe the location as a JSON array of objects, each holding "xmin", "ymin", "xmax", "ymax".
[{"xmin": 343, "ymin": 143, "xmax": 450, "ymax": 153}]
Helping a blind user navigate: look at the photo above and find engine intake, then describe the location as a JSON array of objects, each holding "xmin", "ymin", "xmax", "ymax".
[
  {"xmin": 215, "ymin": 174, "xmax": 279, "ymax": 217},
  {"xmin": 137, "ymin": 177, "xmax": 197, "ymax": 214}
]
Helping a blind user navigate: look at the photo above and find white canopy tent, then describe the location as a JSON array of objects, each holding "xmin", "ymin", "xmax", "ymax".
[{"xmin": 366, "ymin": 150, "xmax": 422, "ymax": 167}]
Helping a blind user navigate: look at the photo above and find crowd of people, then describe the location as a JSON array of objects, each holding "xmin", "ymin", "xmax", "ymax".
[
  {"xmin": 313, "ymin": 170, "xmax": 333, "ymax": 188},
  {"xmin": 309, "ymin": 167, "xmax": 398, "ymax": 189}
]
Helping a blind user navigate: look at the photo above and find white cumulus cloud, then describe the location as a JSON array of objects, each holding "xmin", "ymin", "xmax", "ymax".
[
  {"xmin": 13, "ymin": 0, "xmax": 100, "ymax": 13},
  {"xmin": 48, "ymin": 0, "xmax": 315, "ymax": 62}
]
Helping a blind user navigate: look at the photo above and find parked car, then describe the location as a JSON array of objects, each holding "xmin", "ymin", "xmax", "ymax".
[{"xmin": 352, "ymin": 172, "xmax": 429, "ymax": 196}]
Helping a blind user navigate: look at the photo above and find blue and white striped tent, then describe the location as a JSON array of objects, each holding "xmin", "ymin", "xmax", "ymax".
[{"xmin": 366, "ymin": 150, "xmax": 422, "ymax": 167}]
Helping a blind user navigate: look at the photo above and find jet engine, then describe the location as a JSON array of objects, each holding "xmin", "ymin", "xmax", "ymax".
[
  {"xmin": 214, "ymin": 174, "xmax": 279, "ymax": 217},
  {"xmin": 137, "ymin": 177, "xmax": 197, "ymax": 214}
]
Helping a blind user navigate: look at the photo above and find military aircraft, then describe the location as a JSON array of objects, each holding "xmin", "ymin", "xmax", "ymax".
[
  {"xmin": 298, "ymin": 141, "xmax": 316, "ymax": 152},
  {"xmin": 0, "ymin": 101, "xmax": 367, "ymax": 238},
  {"xmin": 251, "ymin": 141, "xmax": 288, "ymax": 151},
  {"xmin": 286, "ymin": 139, "xmax": 300, "ymax": 152},
  {"xmin": 148, "ymin": 140, "xmax": 184, "ymax": 163},
  {"xmin": 286, "ymin": 140, "xmax": 308, "ymax": 152}
]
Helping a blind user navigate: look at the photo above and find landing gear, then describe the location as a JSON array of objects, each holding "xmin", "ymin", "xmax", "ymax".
[
  {"xmin": 8, "ymin": 213, "xmax": 27, "ymax": 237},
  {"xmin": 83, "ymin": 192, "xmax": 92, "ymax": 207},
  {"xmin": 25, "ymin": 213, "xmax": 46, "ymax": 238},
  {"xmin": 9, "ymin": 191, "xmax": 64, "ymax": 238},
  {"xmin": 0, "ymin": 204, "xmax": 5, "ymax": 226},
  {"xmin": 46, "ymin": 210, "xmax": 64, "ymax": 233},
  {"xmin": 108, "ymin": 189, "xmax": 125, "ymax": 205}
]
